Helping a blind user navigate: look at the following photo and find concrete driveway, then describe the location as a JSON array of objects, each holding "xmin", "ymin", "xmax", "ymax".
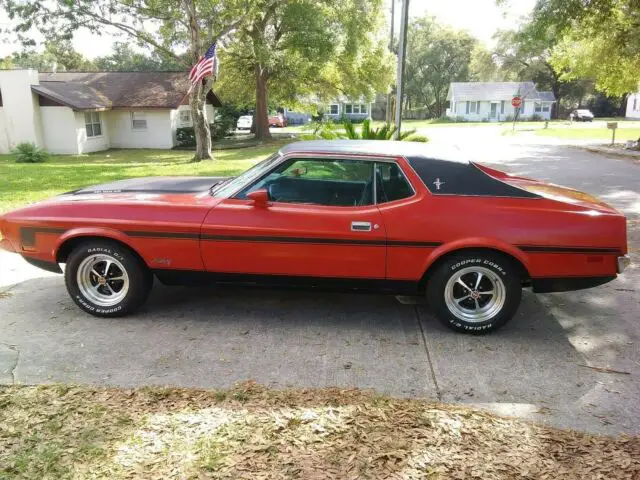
[{"xmin": 1, "ymin": 142, "xmax": 638, "ymax": 435}]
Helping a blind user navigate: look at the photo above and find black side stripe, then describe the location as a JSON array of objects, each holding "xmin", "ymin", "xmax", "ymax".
[
  {"xmin": 517, "ymin": 245, "xmax": 620, "ymax": 254},
  {"xmin": 20, "ymin": 227, "xmax": 66, "ymax": 247},
  {"xmin": 201, "ymin": 234, "xmax": 442, "ymax": 247},
  {"xmin": 124, "ymin": 231, "xmax": 200, "ymax": 240},
  {"xmin": 17, "ymin": 227, "xmax": 621, "ymax": 255}
]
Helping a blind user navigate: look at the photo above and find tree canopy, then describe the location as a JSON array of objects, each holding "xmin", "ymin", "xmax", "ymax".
[
  {"xmin": 404, "ymin": 16, "xmax": 478, "ymax": 117},
  {"xmin": 216, "ymin": 0, "xmax": 393, "ymax": 139},
  {"xmin": 527, "ymin": 0, "xmax": 640, "ymax": 96}
]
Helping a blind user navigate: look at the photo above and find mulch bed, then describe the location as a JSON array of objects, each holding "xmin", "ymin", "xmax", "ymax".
[{"xmin": 1, "ymin": 381, "xmax": 638, "ymax": 479}]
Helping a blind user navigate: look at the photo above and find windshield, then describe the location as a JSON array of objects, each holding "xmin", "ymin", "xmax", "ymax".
[{"xmin": 210, "ymin": 152, "xmax": 282, "ymax": 197}]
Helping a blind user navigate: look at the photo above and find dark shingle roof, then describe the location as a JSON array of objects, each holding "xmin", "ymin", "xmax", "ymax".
[{"xmin": 32, "ymin": 71, "xmax": 221, "ymax": 110}]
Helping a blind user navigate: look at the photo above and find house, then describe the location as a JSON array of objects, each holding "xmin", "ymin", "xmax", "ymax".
[
  {"xmin": 625, "ymin": 87, "xmax": 640, "ymax": 119},
  {"xmin": 446, "ymin": 82, "xmax": 556, "ymax": 121},
  {"xmin": 323, "ymin": 98, "xmax": 373, "ymax": 122},
  {"xmin": 0, "ymin": 69, "xmax": 222, "ymax": 154}
]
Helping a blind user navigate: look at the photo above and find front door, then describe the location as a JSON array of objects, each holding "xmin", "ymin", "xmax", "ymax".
[
  {"xmin": 200, "ymin": 157, "xmax": 386, "ymax": 279},
  {"xmin": 489, "ymin": 102, "xmax": 498, "ymax": 119}
]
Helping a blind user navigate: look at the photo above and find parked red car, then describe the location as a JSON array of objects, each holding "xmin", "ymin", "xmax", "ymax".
[
  {"xmin": 0, "ymin": 140, "xmax": 629, "ymax": 333},
  {"xmin": 268, "ymin": 113, "xmax": 288, "ymax": 128}
]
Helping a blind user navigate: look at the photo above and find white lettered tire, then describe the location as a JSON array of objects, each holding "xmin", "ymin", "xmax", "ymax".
[
  {"xmin": 427, "ymin": 252, "xmax": 522, "ymax": 334},
  {"xmin": 64, "ymin": 240, "xmax": 153, "ymax": 317}
]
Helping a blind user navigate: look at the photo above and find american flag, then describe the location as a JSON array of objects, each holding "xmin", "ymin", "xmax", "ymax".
[{"xmin": 189, "ymin": 43, "xmax": 218, "ymax": 85}]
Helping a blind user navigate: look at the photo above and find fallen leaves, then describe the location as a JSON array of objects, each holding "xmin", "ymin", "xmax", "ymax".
[{"xmin": 0, "ymin": 381, "xmax": 639, "ymax": 479}]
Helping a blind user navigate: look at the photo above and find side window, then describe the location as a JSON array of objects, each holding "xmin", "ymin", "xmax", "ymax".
[
  {"xmin": 375, "ymin": 163, "xmax": 413, "ymax": 203},
  {"xmin": 236, "ymin": 158, "xmax": 374, "ymax": 207}
]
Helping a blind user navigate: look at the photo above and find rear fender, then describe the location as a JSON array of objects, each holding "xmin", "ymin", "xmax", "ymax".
[{"xmin": 423, "ymin": 237, "xmax": 531, "ymax": 276}]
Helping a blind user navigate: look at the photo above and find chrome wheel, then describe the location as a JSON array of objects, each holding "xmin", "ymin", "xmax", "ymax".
[
  {"xmin": 444, "ymin": 266, "xmax": 506, "ymax": 323},
  {"xmin": 76, "ymin": 254, "xmax": 129, "ymax": 307}
]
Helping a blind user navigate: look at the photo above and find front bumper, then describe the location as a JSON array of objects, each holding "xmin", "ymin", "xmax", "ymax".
[{"xmin": 617, "ymin": 255, "xmax": 631, "ymax": 274}]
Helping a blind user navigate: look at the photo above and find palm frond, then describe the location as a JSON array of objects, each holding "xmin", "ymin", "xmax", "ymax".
[
  {"xmin": 397, "ymin": 128, "xmax": 417, "ymax": 140},
  {"xmin": 361, "ymin": 119, "xmax": 372, "ymax": 139},
  {"xmin": 342, "ymin": 118, "xmax": 359, "ymax": 139}
]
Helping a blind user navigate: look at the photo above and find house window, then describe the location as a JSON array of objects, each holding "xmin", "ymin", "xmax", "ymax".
[
  {"xmin": 542, "ymin": 103, "xmax": 550, "ymax": 113},
  {"xmin": 535, "ymin": 102, "xmax": 542, "ymax": 113},
  {"xmin": 345, "ymin": 103, "xmax": 367, "ymax": 114},
  {"xmin": 466, "ymin": 101, "xmax": 480, "ymax": 114},
  {"xmin": 500, "ymin": 100, "xmax": 505, "ymax": 114},
  {"xmin": 329, "ymin": 104, "xmax": 339, "ymax": 115},
  {"xmin": 179, "ymin": 110, "xmax": 192, "ymax": 124},
  {"xmin": 131, "ymin": 112, "xmax": 148, "ymax": 130},
  {"xmin": 84, "ymin": 112, "xmax": 102, "ymax": 137}
]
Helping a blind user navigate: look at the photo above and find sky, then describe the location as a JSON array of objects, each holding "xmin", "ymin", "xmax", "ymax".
[
  {"xmin": 405, "ymin": 0, "xmax": 536, "ymax": 46},
  {"xmin": 0, "ymin": 0, "xmax": 537, "ymax": 59}
]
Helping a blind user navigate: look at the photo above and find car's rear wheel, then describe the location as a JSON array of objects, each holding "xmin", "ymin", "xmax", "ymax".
[
  {"xmin": 426, "ymin": 252, "xmax": 522, "ymax": 334},
  {"xmin": 64, "ymin": 240, "xmax": 153, "ymax": 317}
]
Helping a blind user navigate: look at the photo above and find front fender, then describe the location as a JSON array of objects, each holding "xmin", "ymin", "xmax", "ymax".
[
  {"xmin": 54, "ymin": 227, "xmax": 138, "ymax": 261},
  {"xmin": 423, "ymin": 237, "xmax": 531, "ymax": 276}
]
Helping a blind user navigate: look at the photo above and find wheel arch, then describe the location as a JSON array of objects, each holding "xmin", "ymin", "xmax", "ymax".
[
  {"xmin": 55, "ymin": 228, "xmax": 146, "ymax": 265},
  {"xmin": 420, "ymin": 240, "xmax": 531, "ymax": 288}
]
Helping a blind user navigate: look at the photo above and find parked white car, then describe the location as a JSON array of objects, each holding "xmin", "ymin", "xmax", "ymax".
[{"xmin": 237, "ymin": 115, "xmax": 254, "ymax": 130}]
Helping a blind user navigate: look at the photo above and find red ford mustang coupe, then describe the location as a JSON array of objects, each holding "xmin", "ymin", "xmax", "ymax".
[{"xmin": 0, "ymin": 140, "xmax": 629, "ymax": 333}]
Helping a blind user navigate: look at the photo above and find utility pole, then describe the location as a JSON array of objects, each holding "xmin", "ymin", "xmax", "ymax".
[
  {"xmin": 385, "ymin": 0, "xmax": 395, "ymax": 124},
  {"xmin": 394, "ymin": 0, "xmax": 410, "ymax": 139}
]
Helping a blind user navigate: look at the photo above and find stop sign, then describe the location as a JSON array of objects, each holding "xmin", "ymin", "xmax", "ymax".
[{"xmin": 512, "ymin": 96, "xmax": 522, "ymax": 108}]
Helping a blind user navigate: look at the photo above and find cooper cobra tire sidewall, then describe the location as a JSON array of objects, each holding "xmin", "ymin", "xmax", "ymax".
[
  {"xmin": 64, "ymin": 241, "xmax": 153, "ymax": 317},
  {"xmin": 427, "ymin": 253, "xmax": 522, "ymax": 334}
]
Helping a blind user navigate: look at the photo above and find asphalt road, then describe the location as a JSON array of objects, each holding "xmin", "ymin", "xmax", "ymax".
[{"xmin": 1, "ymin": 141, "xmax": 638, "ymax": 435}]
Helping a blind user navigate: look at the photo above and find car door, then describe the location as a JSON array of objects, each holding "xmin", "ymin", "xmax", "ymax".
[{"xmin": 200, "ymin": 156, "xmax": 387, "ymax": 279}]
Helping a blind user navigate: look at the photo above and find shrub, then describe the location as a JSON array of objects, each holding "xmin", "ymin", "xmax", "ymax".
[
  {"xmin": 530, "ymin": 114, "xmax": 544, "ymax": 122},
  {"xmin": 176, "ymin": 122, "xmax": 232, "ymax": 148},
  {"xmin": 455, "ymin": 116, "xmax": 467, "ymax": 123},
  {"xmin": 405, "ymin": 134, "xmax": 429, "ymax": 143},
  {"xmin": 13, "ymin": 142, "xmax": 48, "ymax": 163},
  {"xmin": 176, "ymin": 126, "xmax": 197, "ymax": 148}
]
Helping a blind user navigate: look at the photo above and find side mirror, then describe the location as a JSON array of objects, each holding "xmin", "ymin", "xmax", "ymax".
[{"xmin": 246, "ymin": 188, "xmax": 270, "ymax": 207}]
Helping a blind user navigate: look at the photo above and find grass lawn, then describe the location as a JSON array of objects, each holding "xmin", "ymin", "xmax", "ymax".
[
  {"xmin": 0, "ymin": 140, "xmax": 292, "ymax": 214},
  {"xmin": 535, "ymin": 127, "xmax": 640, "ymax": 141},
  {"xmin": 1, "ymin": 382, "xmax": 638, "ymax": 479}
]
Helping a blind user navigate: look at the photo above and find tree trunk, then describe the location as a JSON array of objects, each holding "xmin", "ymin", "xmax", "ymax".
[
  {"xmin": 189, "ymin": 82, "xmax": 212, "ymax": 161},
  {"xmin": 184, "ymin": 0, "xmax": 212, "ymax": 161},
  {"xmin": 254, "ymin": 66, "xmax": 271, "ymax": 141}
]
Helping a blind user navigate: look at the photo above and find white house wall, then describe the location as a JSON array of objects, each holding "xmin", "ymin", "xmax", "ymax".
[
  {"xmin": 0, "ymin": 108, "xmax": 8, "ymax": 154},
  {"xmin": 106, "ymin": 110, "xmax": 174, "ymax": 149},
  {"xmin": 75, "ymin": 111, "xmax": 110, "ymax": 153},
  {"xmin": 41, "ymin": 107, "xmax": 78, "ymax": 154},
  {"xmin": 0, "ymin": 69, "xmax": 43, "ymax": 153},
  {"xmin": 175, "ymin": 104, "xmax": 216, "ymax": 128},
  {"xmin": 448, "ymin": 99, "xmax": 552, "ymax": 121},
  {"xmin": 626, "ymin": 92, "xmax": 640, "ymax": 119}
]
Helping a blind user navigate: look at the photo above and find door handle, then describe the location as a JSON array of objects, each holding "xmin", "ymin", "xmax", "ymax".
[{"xmin": 351, "ymin": 221, "xmax": 372, "ymax": 232}]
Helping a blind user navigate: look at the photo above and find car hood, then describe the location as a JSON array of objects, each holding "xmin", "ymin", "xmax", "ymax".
[{"xmin": 65, "ymin": 176, "xmax": 227, "ymax": 196}]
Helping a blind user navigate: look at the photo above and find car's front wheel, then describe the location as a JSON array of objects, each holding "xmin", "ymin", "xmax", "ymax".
[
  {"xmin": 426, "ymin": 252, "xmax": 522, "ymax": 334},
  {"xmin": 64, "ymin": 240, "xmax": 153, "ymax": 317}
]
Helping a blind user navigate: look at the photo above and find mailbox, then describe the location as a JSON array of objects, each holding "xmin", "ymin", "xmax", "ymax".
[{"xmin": 607, "ymin": 122, "xmax": 618, "ymax": 130}]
